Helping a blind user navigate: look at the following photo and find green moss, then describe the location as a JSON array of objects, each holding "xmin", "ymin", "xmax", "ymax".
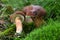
[{"xmin": 24, "ymin": 20, "xmax": 60, "ymax": 40}]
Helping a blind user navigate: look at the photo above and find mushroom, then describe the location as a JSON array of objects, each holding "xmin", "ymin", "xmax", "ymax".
[
  {"xmin": 10, "ymin": 5, "xmax": 46, "ymax": 36},
  {"xmin": 10, "ymin": 11, "xmax": 24, "ymax": 37},
  {"xmin": 23, "ymin": 5, "xmax": 46, "ymax": 27}
]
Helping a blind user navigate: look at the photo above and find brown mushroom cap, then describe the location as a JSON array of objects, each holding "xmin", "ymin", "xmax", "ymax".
[
  {"xmin": 14, "ymin": 11, "xmax": 25, "ymax": 16},
  {"xmin": 23, "ymin": 5, "xmax": 46, "ymax": 17}
]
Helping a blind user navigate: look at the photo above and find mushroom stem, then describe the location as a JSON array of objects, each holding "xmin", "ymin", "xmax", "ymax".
[
  {"xmin": 31, "ymin": 17, "xmax": 45, "ymax": 27},
  {"xmin": 15, "ymin": 17, "xmax": 23, "ymax": 34}
]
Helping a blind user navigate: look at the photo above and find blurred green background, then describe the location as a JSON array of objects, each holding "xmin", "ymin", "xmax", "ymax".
[{"xmin": 0, "ymin": 0, "xmax": 60, "ymax": 40}]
